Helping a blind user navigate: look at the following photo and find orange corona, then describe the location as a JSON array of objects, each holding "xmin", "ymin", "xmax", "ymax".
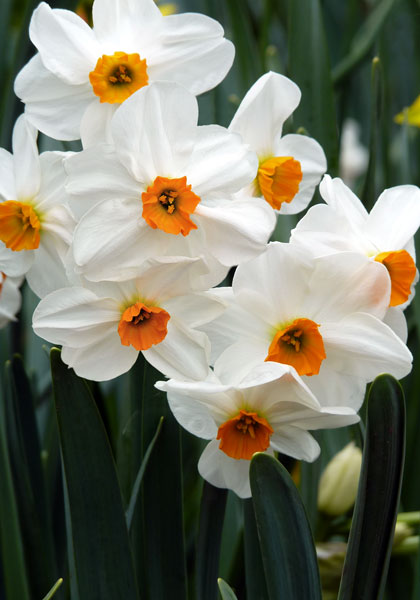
[
  {"xmin": 89, "ymin": 52, "xmax": 148, "ymax": 104},
  {"xmin": 374, "ymin": 250, "xmax": 416, "ymax": 307},
  {"xmin": 266, "ymin": 317, "xmax": 326, "ymax": 376},
  {"xmin": 142, "ymin": 176, "xmax": 200, "ymax": 236},
  {"xmin": 257, "ymin": 156, "xmax": 302, "ymax": 210},
  {"xmin": 0, "ymin": 201, "xmax": 41, "ymax": 251},
  {"xmin": 118, "ymin": 302, "xmax": 170, "ymax": 351},
  {"xmin": 217, "ymin": 410, "xmax": 274, "ymax": 460}
]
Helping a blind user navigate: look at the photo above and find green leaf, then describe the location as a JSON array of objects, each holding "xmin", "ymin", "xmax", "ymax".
[
  {"xmin": 243, "ymin": 498, "xmax": 269, "ymax": 600},
  {"xmin": 338, "ymin": 374, "xmax": 405, "ymax": 600},
  {"xmin": 250, "ymin": 453, "xmax": 322, "ymax": 600},
  {"xmin": 332, "ymin": 0, "xmax": 397, "ymax": 85},
  {"xmin": 50, "ymin": 348, "xmax": 139, "ymax": 600},
  {"xmin": 288, "ymin": 0, "xmax": 339, "ymax": 174},
  {"xmin": 218, "ymin": 578, "xmax": 238, "ymax": 600},
  {"xmin": 0, "ymin": 364, "xmax": 30, "ymax": 600},
  {"xmin": 42, "ymin": 578, "xmax": 64, "ymax": 600},
  {"xmin": 196, "ymin": 482, "xmax": 228, "ymax": 600}
]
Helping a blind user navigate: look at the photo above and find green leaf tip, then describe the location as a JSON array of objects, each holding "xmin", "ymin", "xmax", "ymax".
[{"xmin": 42, "ymin": 578, "xmax": 63, "ymax": 600}]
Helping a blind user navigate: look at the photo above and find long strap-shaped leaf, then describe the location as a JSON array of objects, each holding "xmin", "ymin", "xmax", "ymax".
[
  {"xmin": 50, "ymin": 349, "xmax": 139, "ymax": 600},
  {"xmin": 338, "ymin": 374, "xmax": 406, "ymax": 600},
  {"xmin": 250, "ymin": 453, "xmax": 322, "ymax": 600}
]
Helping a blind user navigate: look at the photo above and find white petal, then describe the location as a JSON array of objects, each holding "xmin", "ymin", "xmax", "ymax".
[
  {"xmin": 14, "ymin": 54, "xmax": 91, "ymax": 141},
  {"xmin": 0, "ymin": 242, "xmax": 31, "ymax": 277},
  {"xmin": 383, "ymin": 307, "xmax": 408, "ymax": 343},
  {"xmin": 80, "ymin": 100, "xmax": 116, "ymax": 148},
  {"xmin": 270, "ymin": 426, "xmax": 320, "ymax": 461},
  {"xmin": 195, "ymin": 198, "xmax": 275, "ymax": 266},
  {"xmin": 36, "ymin": 151, "xmax": 70, "ymax": 211},
  {"xmin": 164, "ymin": 291, "xmax": 227, "ymax": 328},
  {"xmin": 366, "ymin": 185, "xmax": 420, "ymax": 250},
  {"xmin": 198, "ymin": 439, "xmax": 252, "ymax": 499},
  {"xmin": 61, "ymin": 328, "xmax": 138, "ymax": 381},
  {"xmin": 214, "ymin": 339, "xmax": 269, "ymax": 385},
  {"xmin": 12, "ymin": 115, "xmax": 41, "ymax": 199},
  {"xmin": 321, "ymin": 312, "xmax": 413, "ymax": 382},
  {"xmin": 319, "ymin": 175, "xmax": 368, "ymax": 227},
  {"xmin": 0, "ymin": 277, "xmax": 22, "ymax": 328},
  {"xmin": 301, "ymin": 252, "xmax": 390, "ymax": 322},
  {"xmin": 305, "ymin": 364, "xmax": 368, "ymax": 411},
  {"xmin": 111, "ymin": 82, "xmax": 198, "ymax": 183},
  {"xmin": 149, "ymin": 13, "xmax": 234, "ymax": 95},
  {"xmin": 273, "ymin": 134, "xmax": 327, "ymax": 215},
  {"xmin": 229, "ymin": 72, "xmax": 301, "ymax": 157},
  {"xmin": 161, "ymin": 386, "xmax": 219, "ymax": 440},
  {"xmin": 0, "ymin": 149, "xmax": 16, "ymax": 200},
  {"xmin": 26, "ymin": 232, "xmax": 72, "ymax": 298},
  {"xmin": 143, "ymin": 317, "xmax": 210, "ymax": 380},
  {"xmin": 29, "ymin": 3, "xmax": 98, "ymax": 84},
  {"xmin": 187, "ymin": 125, "xmax": 257, "ymax": 197}
]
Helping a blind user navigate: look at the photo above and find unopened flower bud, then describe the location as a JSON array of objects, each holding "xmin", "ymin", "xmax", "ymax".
[
  {"xmin": 393, "ymin": 521, "xmax": 414, "ymax": 548},
  {"xmin": 318, "ymin": 442, "xmax": 362, "ymax": 516}
]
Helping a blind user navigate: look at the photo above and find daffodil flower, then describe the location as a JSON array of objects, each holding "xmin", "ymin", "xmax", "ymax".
[
  {"xmin": 0, "ymin": 115, "xmax": 74, "ymax": 298},
  {"xmin": 65, "ymin": 82, "xmax": 275, "ymax": 284},
  {"xmin": 202, "ymin": 243, "xmax": 412, "ymax": 411},
  {"xmin": 33, "ymin": 256, "xmax": 225, "ymax": 381},
  {"xmin": 15, "ymin": 0, "xmax": 234, "ymax": 142},
  {"xmin": 291, "ymin": 175, "xmax": 420, "ymax": 308},
  {"xmin": 157, "ymin": 362, "xmax": 359, "ymax": 498},
  {"xmin": 229, "ymin": 72, "xmax": 327, "ymax": 214}
]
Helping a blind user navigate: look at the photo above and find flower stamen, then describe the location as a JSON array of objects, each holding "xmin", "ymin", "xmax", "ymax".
[{"xmin": 89, "ymin": 52, "xmax": 148, "ymax": 104}]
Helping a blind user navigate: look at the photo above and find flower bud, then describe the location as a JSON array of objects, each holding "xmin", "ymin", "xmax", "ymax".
[
  {"xmin": 318, "ymin": 442, "xmax": 362, "ymax": 516},
  {"xmin": 393, "ymin": 521, "xmax": 414, "ymax": 548}
]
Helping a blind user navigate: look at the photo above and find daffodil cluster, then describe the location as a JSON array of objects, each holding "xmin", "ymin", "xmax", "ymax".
[{"xmin": 1, "ymin": 0, "xmax": 418, "ymax": 498}]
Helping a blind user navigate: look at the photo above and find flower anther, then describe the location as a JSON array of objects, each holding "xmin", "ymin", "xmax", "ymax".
[
  {"xmin": 265, "ymin": 317, "xmax": 326, "ymax": 376},
  {"xmin": 142, "ymin": 176, "xmax": 200, "ymax": 236},
  {"xmin": 257, "ymin": 156, "xmax": 302, "ymax": 210},
  {"xmin": 118, "ymin": 302, "xmax": 170, "ymax": 351},
  {"xmin": 217, "ymin": 409, "xmax": 274, "ymax": 460},
  {"xmin": 374, "ymin": 250, "xmax": 417, "ymax": 306},
  {"xmin": 0, "ymin": 201, "xmax": 41, "ymax": 251},
  {"xmin": 89, "ymin": 52, "xmax": 148, "ymax": 104}
]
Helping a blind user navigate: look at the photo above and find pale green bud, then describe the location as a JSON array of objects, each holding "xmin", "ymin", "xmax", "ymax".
[{"xmin": 318, "ymin": 442, "xmax": 362, "ymax": 516}]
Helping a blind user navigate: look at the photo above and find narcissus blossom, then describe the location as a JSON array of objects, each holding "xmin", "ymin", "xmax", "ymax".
[
  {"xmin": 0, "ymin": 116, "xmax": 74, "ymax": 298},
  {"xmin": 203, "ymin": 243, "xmax": 412, "ymax": 411},
  {"xmin": 229, "ymin": 72, "xmax": 327, "ymax": 214},
  {"xmin": 33, "ymin": 256, "xmax": 225, "ymax": 381},
  {"xmin": 0, "ymin": 273, "xmax": 23, "ymax": 328},
  {"xmin": 15, "ymin": 0, "xmax": 235, "ymax": 141},
  {"xmin": 65, "ymin": 82, "xmax": 274, "ymax": 283},
  {"xmin": 291, "ymin": 175, "xmax": 420, "ymax": 308},
  {"xmin": 157, "ymin": 362, "xmax": 359, "ymax": 498}
]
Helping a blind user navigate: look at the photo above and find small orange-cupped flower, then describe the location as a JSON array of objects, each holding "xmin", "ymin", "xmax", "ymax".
[
  {"xmin": 89, "ymin": 52, "xmax": 149, "ymax": 104},
  {"xmin": 374, "ymin": 250, "xmax": 417, "ymax": 307},
  {"xmin": 0, "ymin": 201, "xmax": 41, "ymax": 251},
  {"xmin": 266, "ymin": 317, "xmax": 326, "ymax": 376},
  {"xmin": 142, "ymin": 175, "xmax": 200, "ymax": 236},
  {"xmin": 217, "ymin": 409, "xmax": 274, "ymax": 460},
  {"xmin": 118, "ymin": 302, "xmax": 170, "ymax": 351},
  {"xmin": 257, "ymin": 156, "xmax": 302, "ymax": 210}
]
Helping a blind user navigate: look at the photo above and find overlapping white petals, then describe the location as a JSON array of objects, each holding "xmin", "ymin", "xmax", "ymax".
[{"xmin": 0, "ymin": 274, "xmax": 23, "ymax": 329}]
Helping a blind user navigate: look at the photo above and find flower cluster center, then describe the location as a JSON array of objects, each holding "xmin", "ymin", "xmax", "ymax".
[
  {"xmin": 118, "ymin": 301, "xmax": 170, "ymax": 351},
  {"xmin": 217, "ymin": 409, "xmax": 274, "ymax": 460},
  {"xmin": 0, "ymin": 200, "xmax": 41, "ymax": 251},
  {"xmin": 159, "ymin": 190, "xmax": 178, "ymax": 214},
  {"xmin": 109, "ymin": 64, "xmax": 132, "ymax": 85},
  {"xmin": 280, "ymin": 328, "xmax": 303, "ymax": 352},
  {"xmin": 89, "ymin": 51, "xmax": 148, "ymax": 104}
]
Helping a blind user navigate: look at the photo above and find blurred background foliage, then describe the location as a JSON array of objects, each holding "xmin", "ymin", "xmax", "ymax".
[{"xmin": 1, "ymin": 0, "xmax": 420, "ymax": 599}]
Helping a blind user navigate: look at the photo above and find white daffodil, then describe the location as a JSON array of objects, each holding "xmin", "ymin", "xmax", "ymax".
[
  {"xmin": 33, "ymin": 256, "xmax": 225, "ymax": 381},
  {"xmin": 228, "ymin": 72, "xmax": 327, "ymax": 214},
  {"xmin": 291, "ymin": 175, "xmax": 420, "ymax": 309},
  {"xmin": 64, "ymin": 82, "xmax": 275, "ymax": 284},
  {"xmin": 202, "ymin": 243, "xmax": 412, "ymax": 411},
  {"xmin": 157, "ymin": 362, "xmax": 359, "ymax": 498},
  {"xmin": 0, "ymin": 273, "xmax": 23, "ymax": 329},
  {"xmin": 0, "ymin": 115, "xmax": 75, "ymax": 298},
  {"xmin": 15, "ymin": 0, "xmax": 235, "ymax": 142}
]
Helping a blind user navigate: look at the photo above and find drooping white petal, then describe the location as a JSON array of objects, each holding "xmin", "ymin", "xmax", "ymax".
[
  {"xmin": 61, "ymin": 327, "xmax": 138, "ymax": 381},
  {"xmin": 0, "ymin": 149, "xmax": 16, "ymax": 201},
  {"xmin": 187, "ymin": 126, "xmax": 257, "ymax": 197},
  {"xmin": 111, "ymin": 82, "xmax": 198, "ymax": 183},
  {"xmin": 319, "ymin": 175, "xmax": 368, "ymax": 228},
  {"xmin": 148, "ymin": 13, "xmax": 234, "ymax": 95},
  {"xmin": 366, "ymin": 185, "xmax": 420, "ymax": 250},
  {"xmin": 159, "ymin": 386, "xmax": 220, "ymax": 440},
  {"xmin": 14, "ymin": 54, "xmax": 92, "ymax": 141},
  {"xmin": 301, "ymin": 252, "xmax": 390, "ymax": 322},
  {"xmin": 143, "ymin": 317, "xmax": 210, "ymax": 381},
  {"xmin": 12, "ymin": 115, "xmax": 41, "ymax": 200},
  {"xmin": 321, "ymin": 312, "xmax": 413, "ymax": 382},
  {"xmin": 29, "ymin": 3, "xmax": 98, "ymax": 84},
  {"xmin": 270, "ymin": 426, "xmax": 320, "ymax": 461},
  {"xmin": 195, "ymin": 198, "xmax": 275, "ymax": 266},
  {"xmin": 272, "ymin": 134, "xmax": 327, "ymax": 215},
  {"xmin": 0, "ymin": 242, "xmax": 31, "ymax": 278},
  {"xmin": 383, "ymin": 307, "xmax": 408, "ymax": 343},
  {"xmin": 0, "ymin": 277, "xmax": 22, "ymax": 328},
  {"xmin": 229, "ymin": 72, "xmax": 301, "ymax": 157},
  {"xmin": 198, "ymin": 439, "xmax": 252, "ymax": 499}
]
